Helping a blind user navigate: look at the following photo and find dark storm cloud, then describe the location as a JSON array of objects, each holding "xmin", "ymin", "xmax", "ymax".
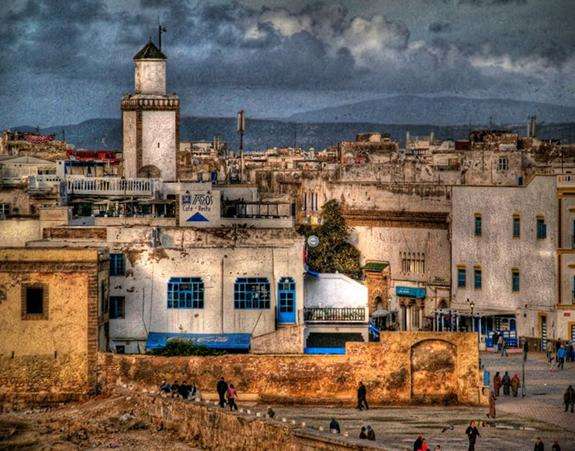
[
  {"xmin": 0, "ymin": 0, "xmax": 574, "ymax": 127},
  {"xmin": 428, "ymin": 21, "xmax": 452, "ymax": 33}
]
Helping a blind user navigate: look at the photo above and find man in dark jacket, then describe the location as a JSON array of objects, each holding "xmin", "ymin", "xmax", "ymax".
[
  {"xmin": 564, "ymin": 385, "xmax": 575, "ymax": 413},
  {"xmin": 465, "ymin": 420, "xmax": 480, "ymax": 451},
  {"xmin": 216, "ymin": 377, "xmax": 228, "ymax": 408},
  {"xmin": 357, "ymin": 381, "xmax": 369, "ymax": 410},
  {"xmin": 534, "ymin": 437, "xmax": 544, "ymax": 451},
  {"xmin": 502, "ymin": 372, "xmax": 511, "ymax": 396},
  {"xmin": 329, "ymin": 418, "xmax": 341, "ymax": 434},
  {"xmin": 413, "ymin": 433, "xmax": 424, "ymax": 451}
]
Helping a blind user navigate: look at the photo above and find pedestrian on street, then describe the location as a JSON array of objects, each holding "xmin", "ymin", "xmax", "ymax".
[
  {"xmin": 502, "ymin": 371, "xmax": 511, "ymax": 396},
  {"xmin": 557, "ymin": 345, "xmax": 566, "ymax": 370},
  {"xmin": 523, "ymin": 339, "xmax": 529, "ymax": 360},
  {"xmin": 500, "ymin": 337, "xmax": 508, "ymax": 357},
  {"xmin": 413, "ymin": 433, "xmax": 424, "ymax": 451},
  {"xmin": 552, "ymin": 440, "xmax": 561, "ymax": 451},
  {"xmin": 567, "ymin": 343, "xmax": 574, "ymax": 362},
  {"xmin": 510, "ymin": 374, "xmax": 521, "ymax": 397},
  {"xmin": 357, "ymin": 381, "xmax": 369, "ymax": 410},
  {"xmin": 329, "ymin": 418, "xmax": 340, "ymax": 434},
  {"xmin": 417, "ymin": 438, "xmax": 430, "ymax": 451},
  {"xmin": 487, "ymin": 390, "xmax": 496, "ymax": 418},
  {"xmin": 497, "ymin": 335, "xmax": 504, "ymax": 354},
  {"xmin": 359, "ymin": 426, "xmax": 367, "ymax": 439},
  {"xmin": 492, "ymin": 332, "xmax": 499, "ymax": 351},
  {"xmin": 493, "ymin": 371, "xmax": 502, "ymax": 397},
  {"xmin": 547, "ymin": 345, "xmax": 553, "ymax": 364},
  {"xmin": 564, "ymin": 385, "xmax": 575, "ymax": 413},
  {"xmin": 226, "ymin": 383, "xmax": 238, "ymax": 411},
  {"xmin": 216, "ymin": 377, "xmax": 228, "ymax": 408},
  {"xmin": 465, "ymin": 420, "xmax": 480, "ymax": 451},
  {"xmin": 534, "ymin": 437, "xmax": 545, "ymax": 451},
  {"xmin": 366, "ymin": 425, "xmax": 376, "ymax": 441}
]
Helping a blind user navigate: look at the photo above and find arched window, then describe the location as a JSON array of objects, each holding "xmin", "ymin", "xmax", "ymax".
[
  {"xmin": 167, "ymin": 277, "xmax": 204, "ymax": 309},
  {"xmin": 234, "ymin": 277, "xmax": 270, "ymax": 309}
]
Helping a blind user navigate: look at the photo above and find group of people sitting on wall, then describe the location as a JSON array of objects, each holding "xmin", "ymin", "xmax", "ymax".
[{"xmin": 159, "ymin": 380, "xmax": 201, "ymax": 400}]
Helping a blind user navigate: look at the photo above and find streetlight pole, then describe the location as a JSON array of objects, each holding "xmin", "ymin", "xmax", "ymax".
[{"xmin": 521, "ymin": 341, "xmax": 527, "ymax": 397}]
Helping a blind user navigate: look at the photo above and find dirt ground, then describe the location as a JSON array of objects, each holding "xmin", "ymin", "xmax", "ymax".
[{"xmin": 0, "ymin": 395, "xmax": 199, "ymax": 450}]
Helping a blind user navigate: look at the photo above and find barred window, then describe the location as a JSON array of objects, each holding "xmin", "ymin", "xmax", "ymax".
[
  {"xmin": 167, "ymin": 277, "xmax": 204, "ymax": 309},
  {"xmin": 400, "ymin": 252, "xmax": 426, "ymax": 274},
  {"xmin": 234, "ymin": 277, "xmax": 270, "ymax": 309},
  {"xmin": 110, "ymin": 253, "xmax": 125, "ymax": 276}
]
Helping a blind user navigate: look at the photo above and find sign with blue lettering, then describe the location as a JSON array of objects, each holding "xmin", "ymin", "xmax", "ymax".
[
  {"xmin": 395, "ymin": 286, "xmax": 426, "ymax": 298},
  {"xmin": 179, "ymin": 186, "xmax": 220, "ymax": 227}
]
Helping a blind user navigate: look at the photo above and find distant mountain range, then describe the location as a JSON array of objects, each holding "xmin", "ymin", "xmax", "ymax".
[
  {"xmin": 288, "ymin": 95, "xmax": 575, "ymax": 126},
  {"xmin": 8, "ymin": 95, "xmax": 575, "ymax": 150}
]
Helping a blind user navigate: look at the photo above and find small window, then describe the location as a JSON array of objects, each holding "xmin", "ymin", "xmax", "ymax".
[
  {"xmin": 110, "ymin": 253, "xmax": 125, "ymax": 276},
  {"xmin": 474, "ymin": 268, "xmax": 482, "ymax": 290},
  {"xmin": 234, "ymin": 277, "xmax": 271, "ymax": 309},
  {"xmin": 110, "ymin": 296, "xmax": 125, "ymax": 319},
  {"xmin": 513, "ymin": 216, "xmax": 520, "ymax": 238},
  {"xmin": 536, "ymin": 218, "xmax": 547, "ymax": 239},
  {"xmin": 497, "ymin": 157, "xmax": 508, "ymax": 171},
  {"xmin": 115, "ymin": 345, "xmax": 126, "ymax": 354},
  {"xmin": 22, "ymin": 285, "xmax": 47, "ymax": 319},
  {"xmin": 474, "ymin": 215, "xmax": 482, "ymax": 237},
  {"xmin": 0, "ymin": 203, "xmax": 10, "ymax": 218},
  {"xmin": 512, "ymin": 269, "xmax": 520, "ymax": 292},
  {"xmin": 457, "ymin": 268, "xmax": 466, "ymax": 288},
  {"xmin": 167, "ymin": 277, "xmax": 204, "ymax": 309}
]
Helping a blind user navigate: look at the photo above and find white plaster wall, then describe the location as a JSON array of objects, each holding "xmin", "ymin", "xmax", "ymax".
[
  {"xmin": 141, "ymin": 111, "xmax": 176, "ymax": 181},
  {"xmin": 122, "ymin": 111, "xmax": 137, "ymax": 178},
  {"xmin": 351, "ymin": 226, "xmax": 450, "ymax": 283},
  {"xmin": 135, "ymin": 60, "xmax": 166, "ymax": 95},
  {"xmin": 451, "ymin": 176, "xmax": 557, "ymax": 337},
  {"xmin": 106, "ymin": 228, "xmax": 305, "ymax": 347},
  {"xmin": 0, "ymin": 219, "xmax": 41, "ymax": 246},
  {"xmin": 304, "ymin": 273, "xmax": 367, "ymax": 308}
]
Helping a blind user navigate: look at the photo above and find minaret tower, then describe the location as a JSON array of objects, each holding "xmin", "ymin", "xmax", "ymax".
[{"xmin": 121, "ymin": 39, "xmax": 179, "ymax": 180}]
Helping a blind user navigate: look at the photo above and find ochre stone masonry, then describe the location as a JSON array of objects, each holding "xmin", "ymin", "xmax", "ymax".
[{"xmin": 99, "ymin": 332, "xmax": 482, "ymax": 406}]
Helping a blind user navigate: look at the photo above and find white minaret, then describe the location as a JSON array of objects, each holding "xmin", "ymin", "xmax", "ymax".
[{"xmin": 122, "ymin": 39, "xmax": 179, "ymax": 180}]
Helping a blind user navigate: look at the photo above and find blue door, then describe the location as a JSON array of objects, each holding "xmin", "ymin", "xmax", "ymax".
[{"xmin": 277, "ymin": 277, "xmax": 296, "ymax": 324}]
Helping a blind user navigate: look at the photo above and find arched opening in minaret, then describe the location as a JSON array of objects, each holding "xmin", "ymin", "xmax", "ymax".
[{"xmin": 138, "ymin": 165, "xmax": 161, "ymax": 179}]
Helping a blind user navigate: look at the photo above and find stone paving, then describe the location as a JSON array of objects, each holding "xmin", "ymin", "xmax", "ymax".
[{"xmin": 482, "ymin": 351, "xmax": 575, "ymax": 434}]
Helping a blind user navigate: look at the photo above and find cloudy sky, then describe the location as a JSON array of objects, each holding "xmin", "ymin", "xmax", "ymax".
[{"xmin": 1, "ymin": 0, "xmax": 574, "ymax": 127}]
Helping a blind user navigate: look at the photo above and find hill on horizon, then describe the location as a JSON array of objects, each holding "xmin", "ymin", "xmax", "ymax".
[
  {"xmin": 288, "ymin": 95, "xmax": 575, "ymax": 126},
  {"xmin": 8, "ymin": 116, "xmax": 575, "ymax": 151}
]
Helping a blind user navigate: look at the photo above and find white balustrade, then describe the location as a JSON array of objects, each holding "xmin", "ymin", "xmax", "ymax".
[{"xmin": 65, "ymin": 176, "xmax": 159, "ymax": 196}]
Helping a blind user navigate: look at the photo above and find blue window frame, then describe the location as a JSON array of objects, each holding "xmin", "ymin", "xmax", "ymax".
[
  {"xmin": 512, "ymin": 270, "xmax": 520, "ymax": 292},
  {"xmin": 110, "ymin": 253, "xmax": 125, "ymax": 276},
  {"xmin": 457, "ymin": 268, "xmax": 466, "ymax": 288},
  {"xmin": 278, "ymin": 277, "xmax": 296, "ymax": 312},
  {"xmin": 474, "ymin": 269, "xmax": 482, "ymax": 290},
  {"xmin": 110, "ymin": 296, "xmax": 125, "ymax": 319},
  {"xmin": 234, "ymin": 277, "xmax": 270, "ymax": 309},
  {"xmin": 536, "ymin": 218, "xmax": 547, "ymax": 239},
  {"xmin": 167, "ymin": 277, "xmax": 204, "ymax": 309},
  {"xmin": 474, "ymin": 215, "xmax": 482, "ymax": 236},
  {"xmin": 513, "ymin": 216, "xmax": 520, "ymax": 238}
]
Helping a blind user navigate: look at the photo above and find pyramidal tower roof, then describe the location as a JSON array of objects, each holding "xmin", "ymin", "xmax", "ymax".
[{"xmin": 134, "ymin": 39, "xmax": 166, "ymax": 60}]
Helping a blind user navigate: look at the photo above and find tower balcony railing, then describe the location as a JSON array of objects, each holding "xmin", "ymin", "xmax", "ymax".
[
  {"xmin": 65, "ymin": 176, "xmax": 159, "ymax": 197},
  {"xmin": 303, "ymin": 307, "xmax": 367, "ymax": 323}
]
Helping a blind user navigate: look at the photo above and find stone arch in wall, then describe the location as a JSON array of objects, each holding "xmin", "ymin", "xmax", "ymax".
[
  {"xmin": 138, "ymin": 165, "xmax": 161, "ymax": 178},
  {"xmin": 410, "ymin": 339, "xmax": 457, "ymax": 403}
]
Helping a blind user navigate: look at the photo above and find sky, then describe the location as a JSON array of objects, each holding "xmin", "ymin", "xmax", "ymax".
[{"xmin": 0, "ymin": 0, "xmax": 574, "ymax": 127}]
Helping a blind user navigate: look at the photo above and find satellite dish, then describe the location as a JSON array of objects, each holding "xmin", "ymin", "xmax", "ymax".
[{"xmin": 307, "ymin": 235, "xmax": 319, "ymax": 248}]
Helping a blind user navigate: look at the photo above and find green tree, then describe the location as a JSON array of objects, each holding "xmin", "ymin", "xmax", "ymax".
[{"xmin": 298, "ymin": 199, "xmax": 362, "ymax": 279}]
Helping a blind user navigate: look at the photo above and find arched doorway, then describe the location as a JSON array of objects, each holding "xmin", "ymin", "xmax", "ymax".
[
  {"xmin": 411, "ymin": 339, "xmax": 457, "ymax": 403},
  {"xmin": 138, "ymin": 165, "xmax": 161, "ymax": 178}
]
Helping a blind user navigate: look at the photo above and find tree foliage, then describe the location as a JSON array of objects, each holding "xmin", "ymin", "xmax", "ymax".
[{"xmin": 298, "ymin": 199, "xmax": 362, "ymax": 279}]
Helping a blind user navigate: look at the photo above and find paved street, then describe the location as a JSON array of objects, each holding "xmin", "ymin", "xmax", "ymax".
[{"xmin": 482, "ymin": 351, "xmax": 575, "ymax": 434}]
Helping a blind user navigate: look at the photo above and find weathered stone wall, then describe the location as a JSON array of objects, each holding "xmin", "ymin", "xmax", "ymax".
[
  {"xmin": 0, "ymin": 248, "xmax": 106, "ymax": 403},
  {"xmin": 129, "ymin": 393, "xmax": 384, "ymax": 450},
  {"xmin": 251, "ymin": 324, "xmax": 304, "ymax": 354},
  {"xmin": 98, "ymin": 332, "xmax": 482, "ymax": 405}
]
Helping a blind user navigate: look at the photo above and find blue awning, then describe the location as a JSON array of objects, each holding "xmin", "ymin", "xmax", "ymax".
[
  {"xmin": 304, "ymin": 263, "xmax": 320, "ymax": 278},
  {"xmin": 146, "ymin": 332, "xmax": 251, "ymax": 351},
  {"xmin": 395, "ymin": 286, "xmax": 426, "ymax": 299}
]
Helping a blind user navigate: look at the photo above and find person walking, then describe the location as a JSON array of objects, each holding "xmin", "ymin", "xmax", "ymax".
[
  {"xmin": 534, "ymin": 437, "xmax": 545, "ymax": 451},
  {"xmin": 216, "ymin": 377, "xmax": 228, "ymax": 408},
  {"xmin": 552, "ymin": 440, "xmax": 561, "ymax": 451},
  {"xmin": 502, "ymin": 371, "xmax": 511, "ymax": 396},
  {"xmin": 226, "ymin": 383, "xmax": 238, "ymax": 411},
  {"xmin": 413, "ymin": 433, "xmax": 424, "ymax": 451},
  {"xmin": 510, "ymin": 374, "xmax": 521, "ymax": 397},
  {"xmin": 357, "ymin": 381, "xmax": 369, "ymax": 410},
  {"xmin": 465, "ymin": 420, "xmax": 480, "ymax": 451},
  {"xmin": 329, "ymin": 418, "xmax": 340, "ymax": 434},
  {"xmin": 500, "ymin": 337, "xmax": 508, "ymax": 357},
  {"xmin": 497, "ymin": 335, "xmax": 504, "ymax": 354},
  {"xmin": 493, "ymin": 371, "xmax": 502, "ymax": 397},
  {"xmin": 487, "ymin": 390, "xmax": 497, "ymax": 418},
  {"xmin": 492, "ymin": 332, "xmax": 499, "ymax": 351},
  {"xmin": 564, "ymin": 385, "xmax": 575, "ymax": 413},
  {"xmin": 359, "ymin": 426, "xmax": 367, "ymax": 439},
  {"xmin": 557, "ymin": 345, "xmax": 566, "ymax": 370},
  {"xmin": 567, "ymin": 343, "xmax": 573, "ymax": 362}
]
